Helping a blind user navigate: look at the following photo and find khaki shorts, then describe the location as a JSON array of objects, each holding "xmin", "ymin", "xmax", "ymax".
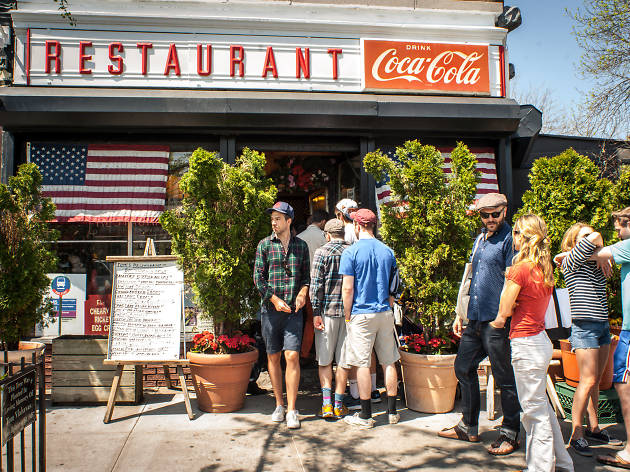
[
  {"xmin": 314, "ymin": 316, "xmax": 346, "ymax": 366},
  {"xmin": 340, "ymin": 311, "xmax": 400, "ymax": 368}
]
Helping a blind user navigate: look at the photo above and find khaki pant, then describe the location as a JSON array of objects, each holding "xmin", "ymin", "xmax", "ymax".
[{"xmin": 341, "ymin": 311, "xmax": 400, "ymax": 368}]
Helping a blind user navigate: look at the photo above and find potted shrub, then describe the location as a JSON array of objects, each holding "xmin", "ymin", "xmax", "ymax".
[
  {"xmin": 0, "ymin": 163, "xmax": 58, "ymax": 359},
  {"xmin": 364, "ymin": 140, "xmax": 478, "ymax": 413},
  {"xmin": 160, "ymin": 147, "xmax": 276, "ymax": 412},
  {"xmin": 516, "ymin": 148, "xmax": 618, "ymax": 387}
]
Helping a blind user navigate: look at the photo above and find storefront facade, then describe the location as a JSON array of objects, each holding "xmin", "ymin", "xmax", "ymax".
[{"xmin": 0, "ymin": 0, "xmax": 520, "ymax": 335}]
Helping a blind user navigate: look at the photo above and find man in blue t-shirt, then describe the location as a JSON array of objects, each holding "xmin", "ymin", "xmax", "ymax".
[
  {"xmin": 338, "ymin": 208, "xmax": 400, "ymax": 429},
  {"xmin": 592, "ymin": 207, "xmax": 630, "ymax": 468}
]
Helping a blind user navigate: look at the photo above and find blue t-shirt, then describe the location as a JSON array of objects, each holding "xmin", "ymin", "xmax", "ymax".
[
  {"xmin": 339, "ymin": 237, "xmax": 397, "ymax": 315},
  {"xmin": 611, "ymin": 238, "xmax": 630, "ymax": 330}
]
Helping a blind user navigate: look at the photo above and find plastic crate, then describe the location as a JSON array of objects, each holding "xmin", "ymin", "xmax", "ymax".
[{"xmin": 555, "ymin": 382, "xmax": 623, "ymax": 424}]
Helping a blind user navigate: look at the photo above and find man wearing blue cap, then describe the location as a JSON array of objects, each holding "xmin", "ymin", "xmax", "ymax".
[{"xmin": 254, "ymin": 201, "xmax": 310, "ymax": 429}]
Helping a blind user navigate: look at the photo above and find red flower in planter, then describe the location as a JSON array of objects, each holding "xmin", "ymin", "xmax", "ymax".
[{"xmin": 190, "ymin": 331, "xmax": 255, "ymax": 355}]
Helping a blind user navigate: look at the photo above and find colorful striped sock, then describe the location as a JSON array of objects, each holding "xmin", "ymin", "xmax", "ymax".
[
  {"xmin": 334, "ymin": 393, "xmax": 344, "ymax": 410},
  {"xmin": 322, "ymin": 387, "xmax": 332, "ymax": 406}
]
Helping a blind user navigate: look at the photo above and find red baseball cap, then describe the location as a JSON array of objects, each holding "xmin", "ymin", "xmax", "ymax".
[{"xmin": 351, "ymin": 208, "xmax": 377, "ymax": 226}]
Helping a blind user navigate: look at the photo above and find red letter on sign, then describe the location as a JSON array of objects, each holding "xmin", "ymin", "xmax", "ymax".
[
  {"xmin": 295, "ymin": 47, "xmax": 310, "ymax": 79},
  {"xmin": 164, "ymin": 44, "xmax": 181, "ymax": 76},
  {"xmin": 108, "ymin": 42, "xmax": 124, "ymax": 75},
  {"xmin": 45, "ymin": 40, "xmax": 61, "ymax": 74},
  {"xmin": 262, "ymin": 46, "xmax": 278, "ymax": 78},
  {"xmin": 136, "ymin": 43, "xmax": 153, "ymax": 75},
  {"xmin": 230, "ymin": 45, "xmax": 245, "ymax": 77},
  {"xmin": 328, "ymin": 48, "xmax": 342, "ymax": 80},
  {"xmin": 79, "ymin": 41, "xmax": 93, "ymax": 74},
  {"xmin": 197, "ymin": 44, "xmax": 212, "ymax": 76}
]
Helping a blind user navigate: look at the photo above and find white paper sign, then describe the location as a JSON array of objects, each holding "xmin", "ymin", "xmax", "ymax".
[
  {"xmin": 38, "ymin": 273, "xmax": 87, "ymax": 336},
  {"xmin": 108, "ymin": 261, "xmax": 183, "ymax": 361}
]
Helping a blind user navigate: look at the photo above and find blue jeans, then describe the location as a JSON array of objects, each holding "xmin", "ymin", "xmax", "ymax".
[
  {"xmin": 454, "ymin": 319, "xmax": 520, "ymax": 438},
  {"xmin": 569, "ymin": 319, "xmax": 611, "ymax": 350}
]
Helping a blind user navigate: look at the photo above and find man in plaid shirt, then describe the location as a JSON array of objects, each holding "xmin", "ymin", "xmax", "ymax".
[
  {"xmin": 254, "ymin": 201, "xmax": 310, "ymax": 429},
  {"xmin": 310, "ymin": 218, "xmax": 350, "ymax": 420}
]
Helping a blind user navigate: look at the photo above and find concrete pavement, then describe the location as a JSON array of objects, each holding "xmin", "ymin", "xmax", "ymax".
[{"xmin": 34, "ymin": 379, "xmax": 625, "ymax": 472}]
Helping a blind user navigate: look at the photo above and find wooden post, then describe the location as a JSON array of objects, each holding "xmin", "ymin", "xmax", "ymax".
[
  {"xmin": 177, "ymin": 365, "xmax": 194, "ymax": 420},
  {"xmin": 103, "ymin": 365, "xmax": 123, "ymax": 424}
]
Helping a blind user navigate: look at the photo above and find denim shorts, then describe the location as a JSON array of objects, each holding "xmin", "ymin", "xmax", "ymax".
[
  {"xmin": 569, "ymin": 319, "xmax": 611, "ymax": 350},
  {"xmin": 261, "ymin": 306, "xmax": 304, "ymax": 354}
]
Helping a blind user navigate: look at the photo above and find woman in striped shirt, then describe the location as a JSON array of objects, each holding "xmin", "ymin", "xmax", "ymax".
[{"xmin": 560, "ymin": 223, "xmax": 621, "ymax": 455}]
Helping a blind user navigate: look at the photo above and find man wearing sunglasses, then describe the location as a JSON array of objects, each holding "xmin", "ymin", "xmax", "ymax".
[
  {"xmin": 254, "ymin": 201, "xmax": 310, "ymax": 429},
  {"xmin": 438, "ymin": 193, "xmax": 521, "ymax": 456}
]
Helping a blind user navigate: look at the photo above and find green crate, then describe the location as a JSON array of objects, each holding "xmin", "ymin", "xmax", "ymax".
[{"xmin": 555, "ymin": 382, "xmax": 624, "ymax": 424}]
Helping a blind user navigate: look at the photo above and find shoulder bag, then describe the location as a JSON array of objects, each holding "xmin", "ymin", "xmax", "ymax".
[
  {"xmin": 544, "ymin": 287, "xmax": 572, "ymax": 341},
  {"xmin": 455, "ymin": 234, "xmax": 483, "ymax": 323}
]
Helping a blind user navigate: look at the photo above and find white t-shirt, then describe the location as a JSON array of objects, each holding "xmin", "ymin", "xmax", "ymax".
[{"xmin": 344, "ymin": 222, "xmax": 357, "ymax": 245}]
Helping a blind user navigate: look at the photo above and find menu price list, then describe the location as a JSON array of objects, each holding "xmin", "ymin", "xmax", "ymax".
[{"xmin": 109, "ymin": 261, "xmax": 183, "ymax": 360}]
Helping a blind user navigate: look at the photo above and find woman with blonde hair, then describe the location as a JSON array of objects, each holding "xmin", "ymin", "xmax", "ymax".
[
  {"xmin": 491, "ymin": 214, "xmax": 574, "ymax": 472},
  {"xmin": 558, "ymin": 223, "xmax": 621, "ymax": 456}
]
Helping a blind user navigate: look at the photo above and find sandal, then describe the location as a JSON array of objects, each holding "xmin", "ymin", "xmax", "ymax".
[
  {"xmin": 597, "ymin": 453, "xmax": 630, "ymax": 469},
  {"xmin": 487, "ymin": 434, "xmax": 519, "ymax": 456},
  {"xmin": 437, "ymin": 425, "xmax": 480, "ymax": 442}
]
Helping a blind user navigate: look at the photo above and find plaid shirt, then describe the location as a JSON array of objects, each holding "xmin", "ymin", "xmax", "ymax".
[
  {"xmin": 254, "ymin": 233, "xmax": 310, "ymax": 310},
  {"xmin": 309, "ymin": 239, "xmax": 348, "ymax": 317}
]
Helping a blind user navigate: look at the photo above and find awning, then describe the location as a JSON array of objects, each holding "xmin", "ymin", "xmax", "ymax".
[{"xmin": 0, "ymin": 87, "xmax": 521, "ymax": 137}]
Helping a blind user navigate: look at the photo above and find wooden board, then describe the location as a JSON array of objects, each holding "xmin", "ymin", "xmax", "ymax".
[{"xmin": 51, "ymin": 336, "xmax": 143, "ymax": 405}]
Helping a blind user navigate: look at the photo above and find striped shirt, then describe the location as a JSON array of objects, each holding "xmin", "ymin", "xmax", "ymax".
[
  {"xmin": 309, "ymin": 239, "xmax": 348, "ymax": 317},
  {"xmin": 561, "ymin": 238, "xmax": 608, "ymax": 321}
]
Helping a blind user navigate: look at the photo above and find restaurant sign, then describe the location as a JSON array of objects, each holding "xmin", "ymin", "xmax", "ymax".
[{"xmin": 14, "ymin": 29, "xmax": 502, "ymax": 96}]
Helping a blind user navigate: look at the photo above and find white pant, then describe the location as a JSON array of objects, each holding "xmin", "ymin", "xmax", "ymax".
[{"xmin": 511, "ymin": 331, "xmax": 574, "ymax": 472}]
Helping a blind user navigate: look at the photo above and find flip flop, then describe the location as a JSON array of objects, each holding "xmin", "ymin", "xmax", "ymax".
[
  {"xmin": 597, "ymin": 454, "xmax": 630, "ymax": 469},
  {"xmin": 437, "ymin": 425, "xmax": 480, "ymax": 442},
  {"xmin": 487, "ymin": 434, "xmax": 519, "ymax": 456}
]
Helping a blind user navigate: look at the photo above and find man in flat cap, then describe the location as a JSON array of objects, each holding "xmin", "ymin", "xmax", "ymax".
[
  {"xmin": 339, "ymin": 209, "xmax": 401, "ymax": 428},
  {"xmin": 254, "ymin": 201, "xmax": 310, "ymax": 429},
  {"xmin": 309, "ymin": 218, "xmax": 350, "ymax": 420},
  {"xmin": 439, "ymin": 193, "xmax": 521, "ymax": 455}
]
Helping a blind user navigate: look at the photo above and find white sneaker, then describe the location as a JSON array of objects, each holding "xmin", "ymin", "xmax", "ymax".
[
  {"xmin": 388, "ymin": 413, "xmax": 400, "ymax": 424},
  {"xmin": 271, "ymin": 405, "xmax": 285, "ymax": 423},
  {"xmin": 343, "ymin": 412, "xmax": 375, "ymax": 429},
  {"xmin": 286, "ymin": 409, "xmax": 300, "ymax": 429}
]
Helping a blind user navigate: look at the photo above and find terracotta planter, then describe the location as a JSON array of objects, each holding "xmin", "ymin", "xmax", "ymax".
[
  {"xmin": 559, "ymin": 338, "xmax": 618, "ymax": 390},
  {"xmin": 187, "ymin": 348, "xmax": 258, "ymax": 413},
  {"xmin": 399, "ymin": 348, "xmax": 458, "ymax": 413}
]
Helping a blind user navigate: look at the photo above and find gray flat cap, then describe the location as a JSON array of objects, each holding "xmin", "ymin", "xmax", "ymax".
[
  {"xmin": 475, "ymin": 193, "xmax": 508, "ymax": 211},
  {"xmin": 324, "ymin": 218, "xmax": 345, "ymax": 234}
]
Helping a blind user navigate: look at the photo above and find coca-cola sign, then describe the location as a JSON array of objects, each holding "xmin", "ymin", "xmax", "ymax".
[{"xmin": 363, "ymin": 40, "xmax": 490, "ymax": 94}]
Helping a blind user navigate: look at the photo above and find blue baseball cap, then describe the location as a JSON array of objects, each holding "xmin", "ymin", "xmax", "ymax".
[{"xmin": 266, "ymin": 201, "xmax": 294, "ymax": 220}]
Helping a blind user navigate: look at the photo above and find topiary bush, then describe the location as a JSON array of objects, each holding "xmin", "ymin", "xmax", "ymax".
[
  {"xmin": 0, "ymin": 163, "xmax": 58, "ymax": 349},
  {"xmin": 516, "ymin": 148, "xmax": 620, "ymax": 313},
  {"xmin": 160, "ymin": 147, "xmax": 277, "ymax": 332},
  {"xmin": 363, "ymin": 140, "xmax": 479, "ymax": 353}
]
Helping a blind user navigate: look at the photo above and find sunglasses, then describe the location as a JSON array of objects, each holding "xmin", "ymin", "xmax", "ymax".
[
  {"xmin": 282, "ymin": 257, "xmax": 292, "ymax": 277},
  {"xmin": 480, "ymin": 210, "xmax": 503, "ymax": 219},
  {"xmin": 513, "ymin": 230, "xmax": 520, "ymax": 235}
]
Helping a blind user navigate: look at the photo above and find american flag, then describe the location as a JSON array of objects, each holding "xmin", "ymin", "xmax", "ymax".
[
  {"xmin": 375, "ymin": 146, "xmax": 499, "ymax": 207},
  {"xmin": 29, "ymin": 143, "xmax": 169, "ymax": 223}
]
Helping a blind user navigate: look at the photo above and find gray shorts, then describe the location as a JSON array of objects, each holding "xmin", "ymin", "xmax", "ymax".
[
  {"xmin": 314, "ymin": 316, "xmax": 346, "ymax": 366},
  {"xmin": 261, "ymin": 306, "xmax": 304, "ymax": 354},
  {"xmin": 340, "ymin": 310, "xmax": 400, "ymax": 368}
]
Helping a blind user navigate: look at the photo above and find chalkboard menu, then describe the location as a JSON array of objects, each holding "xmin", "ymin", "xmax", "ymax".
[
  {"xmin": 107, "ymin": 258, "xmax": 184, "ymax": 361},
  {"xmin": 2, "ymin": 368, "xmax": 36, "ymax": 446}
]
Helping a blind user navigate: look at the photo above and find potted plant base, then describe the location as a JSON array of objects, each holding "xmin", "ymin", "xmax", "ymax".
[
  {"xmin": 559, "ymin": 337, "xmax": 618, "ymax": 390},
  {"xmin": 188, "ymin": 348, "xmax": 258, "ymax": 413},
  {"xmin": 399, "ymin": 348, "xmax": 458, "ymax": 414}
]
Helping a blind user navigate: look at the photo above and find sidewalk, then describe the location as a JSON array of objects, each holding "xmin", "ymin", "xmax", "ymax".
[{"xmin": 39, "ymin": 377, "xmax": 623, "ymax": 472}]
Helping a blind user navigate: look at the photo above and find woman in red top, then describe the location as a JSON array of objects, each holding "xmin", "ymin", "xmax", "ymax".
[{"xmin": 491, "ymin": 214, "xmax": 574, "ymax": 472}]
